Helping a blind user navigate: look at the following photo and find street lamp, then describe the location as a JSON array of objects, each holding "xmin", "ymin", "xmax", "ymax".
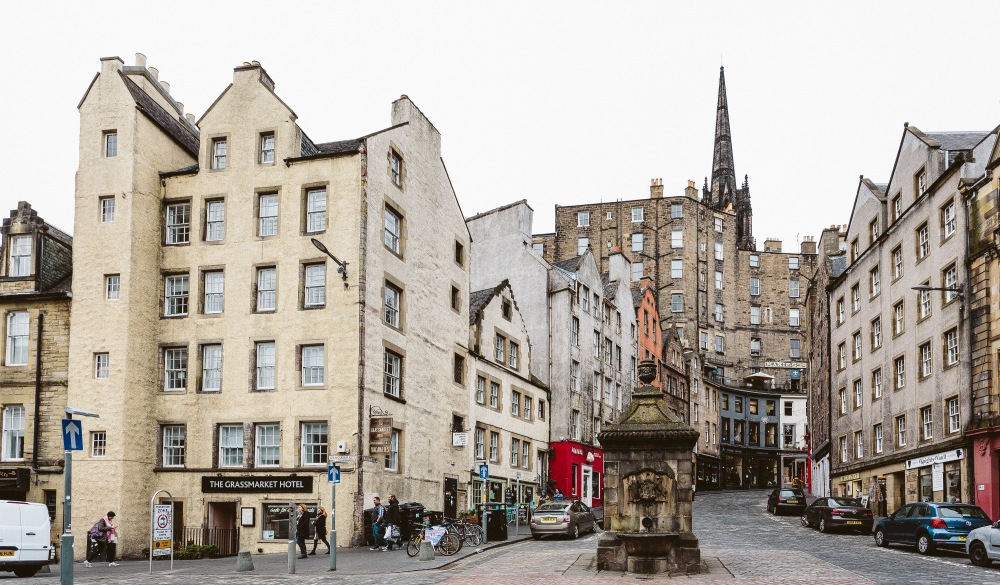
[
  {"xmin": 911, "ymin": 284, "xmax": 964, "ymax": 299},
  {"xmin": 310, "ymin": 239, "xmax": 349, "ymax": 284}
]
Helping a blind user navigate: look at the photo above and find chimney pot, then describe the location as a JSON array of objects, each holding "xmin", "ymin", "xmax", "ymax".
[
  {"xmin": 148, "ymin": 66, "xmax": 159, "ymax": 80},
  {"xmin": 185, "ymin": 113, "xmax": 196, "ymax": 124},
  {"xmin": 176, "ymin": 102, "xmax": 183, "ymax": 113},
  {"xmin": 243, "ymin": 61, "xmax": 251, "ymax": 66},
  {"xmin": 134, "ymin": 53, "xmax": 147, "ymax": 67},
  {"xmin": 251, "ymin": 60, "xmax": 260, "ymax": 66},
  {"xmin": 161, "ymin": 81, "xmax": 170, "ymax": 94}
]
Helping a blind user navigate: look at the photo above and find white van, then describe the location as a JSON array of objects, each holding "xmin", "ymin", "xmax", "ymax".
[{"xmin": 0, "ymin": 500, "xmax": 56, "ymax": 578}]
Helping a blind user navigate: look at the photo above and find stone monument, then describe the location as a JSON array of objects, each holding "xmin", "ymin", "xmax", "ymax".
[{"xmin": 596, "ymin": 359, "xmax": 702, "ymax": 574}]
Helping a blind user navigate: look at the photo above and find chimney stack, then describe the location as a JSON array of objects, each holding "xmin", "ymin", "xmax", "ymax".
[
  {"xmin": 800, "ymin": 235, "xmax": 817, "ymax": 255},
  {"xmin": 685, "ymin": 180, "xmax": 698, "ymax": 199},
  {"xmin": 650, "ymin": 178, "xmax": 664, "ymax": 199},
  {"xmin": 763, "ymin": 238, "xmax": 782, "ymax": 252}
]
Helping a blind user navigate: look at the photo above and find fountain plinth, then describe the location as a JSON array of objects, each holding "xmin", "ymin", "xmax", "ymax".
[{"xmin": 596, "ymin": 360, "xmax": 702, "ymax": 574}]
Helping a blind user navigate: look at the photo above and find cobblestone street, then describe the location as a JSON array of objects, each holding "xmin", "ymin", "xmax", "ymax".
[{"xmin": 5, "ymin": 490, "xmax": 1000, "ymax": 584}]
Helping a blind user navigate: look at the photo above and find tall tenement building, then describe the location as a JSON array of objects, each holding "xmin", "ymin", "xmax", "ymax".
[
  {"xmin": 67, "ymin": 54, "xmax": 470, "ymax": 556},
  {"xmin": 534, "ymin": 68, "xmax": 816, "ymax": 490}
]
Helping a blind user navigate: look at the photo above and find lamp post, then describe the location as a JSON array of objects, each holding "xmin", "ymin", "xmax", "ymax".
[{"xmin": 310, "ymin": 239, "xmax": 349, "ymax": 284}]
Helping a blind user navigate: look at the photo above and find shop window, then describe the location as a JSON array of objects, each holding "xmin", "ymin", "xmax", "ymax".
[{"xmin": 261, "ymin": 502, "xmax": 317, "ymax": 541}]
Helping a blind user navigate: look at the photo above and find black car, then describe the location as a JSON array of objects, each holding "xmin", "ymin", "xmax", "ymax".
[
  {"xmin": 800, "ymin": 497, "xmax": 873, "ymax": 533},
  {"xmin": 766, "ymin": 486, "xmax": 806, "ymax": 515}
]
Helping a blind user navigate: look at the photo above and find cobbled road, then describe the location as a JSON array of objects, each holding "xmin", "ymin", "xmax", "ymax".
[{"xmin": 4, "ymin": 489, "xmax": 999, "ymax": 584}]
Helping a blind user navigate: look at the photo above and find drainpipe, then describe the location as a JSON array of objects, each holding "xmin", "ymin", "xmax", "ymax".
[
  {"xmin": 354, "ymin": 143, "xmax": 369, "ymax": 547},
  {"xmin": 31, "ymin": 312, "xmax": 60, "ymax": 475}
]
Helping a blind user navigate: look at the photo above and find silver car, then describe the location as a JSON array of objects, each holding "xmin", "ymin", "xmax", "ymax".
[
  {"xmin": 529, "ymin": 501, "xmax": 597, "ymax": 540},
  {"xmin": 966, "ymin": 519, "xmax": 1000, "ymax": 566}
]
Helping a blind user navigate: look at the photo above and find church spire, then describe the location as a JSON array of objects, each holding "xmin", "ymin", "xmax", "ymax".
[{"xmin": 710, "ymin": 66, "xmax": 737, "ymax": 210}]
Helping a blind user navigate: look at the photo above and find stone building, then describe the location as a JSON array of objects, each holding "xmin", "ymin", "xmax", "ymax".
[
  {"xmin": 804, "ymin": 224, "xmax": 847, "ymax": 497},
  {"xmin": 828, "ymin": 125, "xmax": 995, "ymax": 512},
  {"xmin": 465, "ymin": 280, "xmax": 549, "ymax": 510},
  {"xmin": 68, "ymin": 54, "xmax": 469, "ymax": 555},
  {"xmin": 632, "ymin": 272, "xmax": 664, "ymax": 393},
  {"xmin": 0, "ymin": 202, "xmax": 72, "ymax": 545}
]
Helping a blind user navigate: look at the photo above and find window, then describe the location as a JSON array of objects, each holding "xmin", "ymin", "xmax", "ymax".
[
  {"xmin": 165, "ymin": 203, "xmax": 190, "ymax": 244},
  {"xmin": 162, "ymin": 425, "xmax": 186, "ymax": 467},
  {"xmin": 869, "ymin": 218, "xmax": 879, "ymax": 243},
  {"xmin": 260, "ymin": 132, "xmax": 275, "ymax": 164},
  {"xmin": 475, "ymin": 376, "xmax": 486, "ymax": 404},
  {"xmin": 921, "ymin": 406, "xmax": 933, "ymax": 440},
  {"xmin": 714, "ymin": 217, "xmax": 724, "ymax": 232},
  {"xmin": 570, "ymin": 361, "xmax": 580, "ymax": 392},
  {"xmin": 489, "ymin": 381, "xmax": 499, "ymax": 408},
  {"xmin": 631, "ymin": 207, "xmax": 644, "ymax": 222},
  {"xmin": 750, "ymin": 277, "xmax": 760, "ymax": 296},
  {"xmin": 850, "ymin": 239, "xmax": 858, "ymax": 263},
  {"xmin": 219, "ymin": 425, "xmax": 244, "ymax": 467},
  {"xmin": 715, "ymin": 335, "xmax": 725, "ymax": 353},
  {"xmin": 201, "ymin": 344, "xmax": 222, "ymax": 392},
  {"xmin": 839, "ymin": 388, "xmax": 847, "ymax": 414},
  {"xmin": 592, "ymin": 331, "xmax": 600, "ymax": 358},
  {"xmin": 255, "ymin": 424, "xmax": 280, "ymax": 467},
  {"xmin": 852, "ymin": 331, "xmax": 862, "ymax": 361},
  {"xmin": 839, "ymin": 437, "xmax": 848, "ymax": 463},
  {"xmin": 789, "ymin": 256, "xmax": 799, "ymax": 270},
  {"xmin": 942, "ymin": 201, "xmax": 956, "ymax": 238},
  {"xmin": 1, "ymin": 406, "xmax": 25, "ymax": 460},
  {"xmin": 916, "ymin": 168, "xmax": 926, "ymax": 196},
  {"xmin": 945, "ymin": 329, "xmax": 959, "ymax": 366},
  {"xmin": 488, "ymin": 431, "xmax": 500, "ymax": 462},
  {"xmin": 671, "ymin": 204, "xmax": 683, "ymax": 219},
  {"xmin": 848, "ymin": 285, "xmax": 859, "ymax": 312},
  {"xmin": 750, "ymin": 338, "xmax": 761, "ymax": 356},
  {"xmin": 919, "ymin": 343, "xmax": 932, "ymax": 377},
  {"xmin": 671, "ymin": 259, "xmax": 683, "ymax": 278},
  {"xmin": 897, "ymin": 415, "xmax": 907, "ymax": 446},
  {"xmin": 384, "ymin": 206, "xmax": 402, "ymax": 253},
  {"xmin": 836, "ymin": 298, "xmax": 845, "ymax": 324},
  {"xmin": 304, "ymin": 264, "xmax": 326, "ymax": 308},
  {"xmin": 256, "ymin": 267, "xmax": 276, "ymax": 312},
  {"xmin": 509, "ymin": 390, "xmax": 522, "ymax": 418},
  {"xmin": 509, "ymin": 342, "xmax": 519, "ymax": 369},
  {"xmin": 90, "ymin": 431, "xmax": 106, "ymax": 458},
  {"xmin": 854, "ymin": 380, "xmax": 863, "ymax": 408},
  {"xmin": 255, "ymin": 341, "xmax": 275, "ymax": 390},
  {"xmin": 474, "ymin": 428, "xmax": 485, "ymax": 459},
  {"xmin": 301, "ymin": 345, "xmax": 324, "ymax": 386},
  {"xmin": 665, "ymin": 293, "xmax": 681, "ymax": 313},
  {"xmin": 784, "ymin": 401, "xmax": 793, "ymax": 416},
  {"xmin": 671, "ymin": 230, "xmax": 683, "ymax": 248},
  {"xmin": 95, "ymin": 353, "xmax": 109, "ymax": 379},
  {"xmin": 789, "ymin": 279, "xmax": 799, "ymax": 298},
  {"xmin": 749, "ymin": 399, "xmax": 759, "ymax": 415},
  {"xmin": 577, "ymin": 237, "xmax": 589, "ymax": 255},
  {"xmin": 510, "ymin": 438, "xmax": 520, "ymax": 466},
  {"xmin": 943, "ymin": 264, "xmax": 959, "ymax": 303},
  {"xmin": 789, "ymin": 308, "xmax": 800, "ymax": 327},
  {"xmin": 571, "ymin": 409, "xmax": 581, "ymax": 440},
  {"xmin": 890, "ymin": 246, "xmax": 902, "ymax": 280},
  {"xmin": 104, "ymin": 130, "xmax": 117, "ymax": 157},
  {"xmin": 390, "ymin": 150, "xmax": 403, "ymax": 187},
  {"xmin": 790, "ymin": 338, "xmax": 800, "ymax": 358},
  {"xmin": 714, "ymin": 303, "xmax": 723, "ymax": 322},
  {"xmin": 714, "ymin": 241, "xmax": 724, "ymax": 261},
  {"xmin": 258, "ymin": 193, "xmax": 278, "ymax": 237},
  {"xmin": 164, "ymin": 274, "xmax": 189, "ymax": 316},
  {"xmin": 100, "ymin": 197, "xmax": 115, "ymax": 223},
  {"xmin": 5, "ymin": 312, "xmax": 28, "ymax": 366},
  {"xmin": 212, "ymin": 138, "xmax": 227, "ymax": 169},
  {"xmin": 872, "ymin": 423, "xmax": 883, "ymax": 454},
  {"xmin": 872, "ymin": 368, "xmax": 883, "ymax": 399},
  {"xmin": 750, "ymin": 306, "xmax": 761, "ymax": 325},
  {"xmin": 855, "ymin": 430, "xmax": 863, "ymax": 458},
  {"xmin": 162, "ymin": 347, "xmax": 187, "ymax": 391},
  {"xmin": 523, "ymin": 396, "xmax": 532, "ymax": 421},
  {"xmin": 306, "ymin": 188, "xmax": 327, "ymax": 233},
  {"xmin": 571, "ymin": 317, "xmax": 579, "ymax": 346},
  {"xmin": 699, "ymin": 331, "xmax": 708, "ymax": 350},
  {"xmin": 203, "ymin": 271, "xmax": 224, "ymax": 314},
  {"xmin": 749, "ymin": 254, "xmax": 759, "ymax": 268},
  {"xmin": 870, "ymin": 266, "xmax": 880, "ymax": 296},
  {"xmin": 715, "ymin": 271, "xmax": 724, "ymax": 290},
  {"xmin": 383, "ymin": 350, "xmax": 402, "ymax": 397},
  {"xmin": 577, "ymin": 211, "xmax": 590, "ymax": 227},
  {"xmin": 632, "ymin": 262, "xmax": 643, "ymax": 281},
  {"xmin": 893, "ymin": 301, "xmax": 904, "ymax": 335},
  {"xmin": 301, "ymin": 422, "xmax": 328, "ymax": 465},
  {"xmin": 916, "ymin": 223, "xmax": 929, "ymax": 259},
  {"xmin": 918, "ymin": 286, "xmax": 931, "ymax": 319},
  {"xmin": 205, "ymin": 200, "xmax": 225, "ymax": 241},
  {"xmin": 494, "ymin": 333, "xmax": 507, "ymax": 362},
  {"xmin": 838, "ymin": 343, "xmax": 846, "ymax": 369},
  {"xmin": 450, "ymin": 353, "xmax": 465, "ymax": 384}
]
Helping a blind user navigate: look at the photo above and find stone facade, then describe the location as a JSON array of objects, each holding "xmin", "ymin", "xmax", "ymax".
[
  {"xmin": 68, "ymin": 55, "xmax": 469, "ymax": 557},
  {"xmin": 0, "ymin": 202, "xmax": 72, "ymax": 547},
  {"xmin": 828, "ymin": 125, "xmax": 996, "ymax": 512}
]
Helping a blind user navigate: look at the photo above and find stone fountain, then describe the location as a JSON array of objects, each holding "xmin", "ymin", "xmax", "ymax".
[{"xmin": 596, "ymin": 359, "xmax": 702, "ymax": 574}]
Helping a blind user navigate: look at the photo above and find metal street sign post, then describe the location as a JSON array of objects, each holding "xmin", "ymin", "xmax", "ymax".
[
  {"xmin": 479, "ymin": 463, "xmax": 489, "ymax": 545},
  {"xmin": 148, "ymin": 490, "xmax": 174, "ymax": 574},
  {"xmin": 61, "ymin": 407, "xmax": 99, "ymax": 585},
  {"xmin": 327, "ymin": 463, "xmax": 340, "ymax": 571}
]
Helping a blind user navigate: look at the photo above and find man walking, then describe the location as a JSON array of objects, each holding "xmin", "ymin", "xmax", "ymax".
[{"xmin": 370, "ymin": 496, "xmax": 386, "ymax": 550}]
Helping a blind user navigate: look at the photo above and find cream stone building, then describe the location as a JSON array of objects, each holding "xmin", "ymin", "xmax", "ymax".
[
  {"xmin": 0, "ymin": 202, "xmax": 72, "ymax": 547},
  {"xmin": 68, "ymin": 54, "xmax": 469, "ymax": 556}
]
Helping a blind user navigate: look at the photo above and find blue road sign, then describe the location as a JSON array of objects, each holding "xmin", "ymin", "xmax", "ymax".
[
  {"xmin": 478, "ymin": 464, "xmax": 489, "ymax": 479},
  {"xmin": 328, "ymin": 465, "xmax": 341, "ymax": 484},
  {"xmin": 62, "ymin": 419, "xmax": 83, "ymax": 451}
]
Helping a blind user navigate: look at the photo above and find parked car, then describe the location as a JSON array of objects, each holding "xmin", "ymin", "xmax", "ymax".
[
  {"xmin": 529, "ymin": 500, "xmax": 597, "ymax": 540},
  {"xmin": 800, "ymin": 497, "xmax": 873, "ymax": 534},
  {"xmin": 966, "ymin": 519, "xmax": 1000, "ymax": 566},
  {"xmin": 766, "ymin": 486, "xmax": 807, "ymax": 516},
  {"xmin": 0, "ymin": 500, "xmax": 56, "ymax": 578},
  {"xmin": 874, "ymin": 502, "xmax": 991, "ymax": 555}
]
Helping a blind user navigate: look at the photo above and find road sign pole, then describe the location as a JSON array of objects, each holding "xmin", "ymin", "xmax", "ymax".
[
  {"xmin": 59, "ymin": 415, "xmax": 72, "ymax": 585},
  {"xmin": 329, "ymin": 475, "xmax": 336, "ymax": 571}
]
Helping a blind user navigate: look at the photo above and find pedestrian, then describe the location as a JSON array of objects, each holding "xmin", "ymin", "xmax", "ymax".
[
  {"xmin": 310, "ymin": 506, "xmax": 330, "ymax": 555},
  {"xmin": 553, "ymin": 488, "xmax": 564, "ymax": 501},
  {"xmin": 84, "ymin": 511, "xmax": 118, "ymax": 568},
  {"xmin": 383, "ymin": 495, "xmax": 400, "ymax": 551},
  {"xmin": 295, "ymin": 504, "xmax": 310, "ymax": 559},
  {"xmin": 370, "ymin": 496, "xmax": 386, "ymax": 550}
]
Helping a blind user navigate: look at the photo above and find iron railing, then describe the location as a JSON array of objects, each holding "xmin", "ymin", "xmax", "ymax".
[{"xmin": 178, "ymin": 527, "xmax": 239, "ymax": 557}]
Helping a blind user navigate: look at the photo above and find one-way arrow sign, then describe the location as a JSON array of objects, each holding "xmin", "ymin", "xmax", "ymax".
[{"xmin": 62, "ymin": 419, "xmax": 82, "ymax": 451}]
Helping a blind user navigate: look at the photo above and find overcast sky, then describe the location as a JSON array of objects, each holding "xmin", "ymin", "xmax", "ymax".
[{"xmin": 4, "ymin": 1, "xmax": 1000, "ymax": 251}]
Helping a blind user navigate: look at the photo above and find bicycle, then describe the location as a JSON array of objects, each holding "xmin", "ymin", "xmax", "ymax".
[
  {"xmin": 442, "ymin": 517, "xmax": 483, "ymax": 546},
  {"xmin": 405, "ymin": 527, "xmax": 461, "ymax": 557}
]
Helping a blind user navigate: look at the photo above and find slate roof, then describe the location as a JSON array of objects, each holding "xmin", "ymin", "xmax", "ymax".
[
  {"xmin": 601, "ymin": 273, "xmax": 618, "ymax": 300},
  {"xmin": 632, "ymin": 287, "xmax": 644, "ymax": 309},
  {"xmin": 924, "ymin": 131, "xmax": 991, "ymax": 151},
  {"xmin": 469, "ymin": 288, "xmax": 495, "ymax": 325},
  {"xmin": 315, "ymin": 139, "xmax": 363, "ymax": 154},
  {"xmin": 830, "ymin": 255, "xmax": 848, "ymax": 279},
  {"xmin": 119, "ymin": 73, "xmax": 199, "ymax": 158},
  {"xmin": 552, "ymin": 256, "xmax": 583, "ymax": 273},
  {"xmin": 160, "ymin": 163, "xmax": 199, "ymax": 178}
]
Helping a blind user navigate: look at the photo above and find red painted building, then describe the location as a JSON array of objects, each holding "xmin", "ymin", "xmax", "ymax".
[{"xmin": 548, "ymin": 441, "xmax": 603, "ymax": 508}]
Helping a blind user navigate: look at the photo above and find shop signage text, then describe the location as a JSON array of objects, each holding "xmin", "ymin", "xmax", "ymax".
[
  {"xmin": 764, "ymin": 360, "xmax": 808, "ymax": 369},
  {"xmin": 369, "ymin": 417, "xmax": 393, "ymax": 455},
  {"xmin": 201, "ymin": 475, "xmax": 314, "ymax": 493},
  {"xmin": 0, "ymin": 468, "xmax": 29, "ymax": 490},
  {"xmin": 905, "ymin": 448, "xmax": 964, "ymax": 469}
]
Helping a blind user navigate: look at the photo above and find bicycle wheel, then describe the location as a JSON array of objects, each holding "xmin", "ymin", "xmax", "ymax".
[
  {"xmin": 466, "ymin": 524, "xmax": 484, "ymax": 546},
  {"xmin": 436, "ymin": 533, "xmax": 461, "ymax": 556},
  {"xmin": 406, "ymin": 537, "xmax": 420, "ymax": 557}
]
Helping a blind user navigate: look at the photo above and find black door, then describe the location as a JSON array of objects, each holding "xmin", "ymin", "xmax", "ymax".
[{"xmin": 444, "ymin": 477, "xmax": 458, "ymax": 519}]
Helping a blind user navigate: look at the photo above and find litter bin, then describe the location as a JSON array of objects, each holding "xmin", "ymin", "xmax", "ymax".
[
  {"xmin": 484, "ymin": 505, "xmax": 507, "ymax": 541},
  {"xmin": 398, "ymin": 502, "xmax": 425, "ymax": 541}
]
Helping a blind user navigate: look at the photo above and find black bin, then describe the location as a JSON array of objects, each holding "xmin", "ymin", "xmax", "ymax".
[
  {"xmin": 485, "ymin": 506, "xmax": 507, "ymax": 541},
  {"xmin": 398, "ymin": 502, "xmax": 425, "ymax": 541}
]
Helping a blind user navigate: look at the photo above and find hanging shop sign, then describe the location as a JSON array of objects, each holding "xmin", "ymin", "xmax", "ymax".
[{"xmin": 369, "ymin": 417, "xmax": 394, "ymax": 455}]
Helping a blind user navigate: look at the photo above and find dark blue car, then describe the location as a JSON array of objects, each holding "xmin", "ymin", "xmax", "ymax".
[{"xmin": 874, "ymin": 502, "xmax": 992, "ymax": 554}]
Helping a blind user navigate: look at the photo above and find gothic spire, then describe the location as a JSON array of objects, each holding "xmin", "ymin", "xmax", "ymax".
[{"xmin": 710, "ymin": 66, "xmax": 737, "ymax": 210}]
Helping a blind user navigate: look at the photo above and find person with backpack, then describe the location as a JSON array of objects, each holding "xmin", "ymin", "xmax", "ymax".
[
  {"xmin": 84, "ymin": 511, "xmax": 118, "ymax": 568},
  {"xmin": 370, "ymin": 496, "xmax": 386, "ymax": 550}
]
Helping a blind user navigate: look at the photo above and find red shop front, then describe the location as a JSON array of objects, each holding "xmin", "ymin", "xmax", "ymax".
[{"xmin": 549, "ymin": 441, "xmax": 603, "ymax": 508}]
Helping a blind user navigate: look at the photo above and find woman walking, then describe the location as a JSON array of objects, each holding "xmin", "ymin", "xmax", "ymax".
[{"xmin": 310, "ymin": 506, "xmax": 331, "ymax": 554}]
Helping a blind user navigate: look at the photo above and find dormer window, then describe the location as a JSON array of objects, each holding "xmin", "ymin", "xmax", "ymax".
[
  {"xmin": 212, "ymin": 138, "xmax": 227, "ymax": 170},
  {"xmin": 8, "ymin": 235, "xmax": 31, "ymax": 277}
]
